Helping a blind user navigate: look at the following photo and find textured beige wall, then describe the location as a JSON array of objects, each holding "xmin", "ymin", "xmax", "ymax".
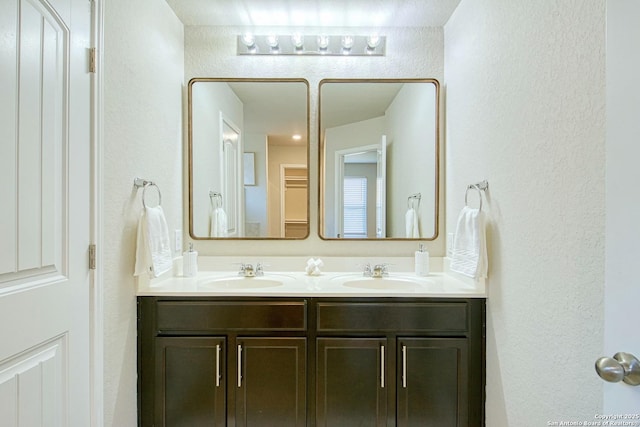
[
  {"xmin": 445, "ymin": 0, "xmax": 605, "ymax": 424},
  {"xmin": 103, "ymin": 1, "xmax": 183, "ymax": 425}
]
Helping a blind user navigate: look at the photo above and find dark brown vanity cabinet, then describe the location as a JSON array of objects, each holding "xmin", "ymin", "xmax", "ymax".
[
  {"xmin": 315, "ymin": 301, "xmax": 483, "ymax": 427},
  {"xmin": 315, "ymin": 337, "xmax": 469, "ymax": 427},
  {"xmin": 138, "ymin": 297, "xmax": 485, "ymax": 427},
  {"xmin": 138, "ymin": 298, "xmax": 307, "ymax": 426}
]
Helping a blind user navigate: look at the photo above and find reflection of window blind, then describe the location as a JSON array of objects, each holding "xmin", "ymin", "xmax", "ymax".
[{"xmin": 343, "ymin": 177, "xmax": 367, "ymax": 238}]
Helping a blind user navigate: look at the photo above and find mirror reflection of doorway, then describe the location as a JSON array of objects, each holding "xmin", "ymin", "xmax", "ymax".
[{"xmin": 335, "ymin": 136, "xmax": 387, "ymax": 238}]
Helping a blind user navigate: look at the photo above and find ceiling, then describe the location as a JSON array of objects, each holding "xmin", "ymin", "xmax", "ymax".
[
  {"xmin": 227, "ymin": 82, "xmax": 308, "ymax": 146},
  {"xmin": 225, "ymin": 81, "xmax": 405, "ymax": 145},
  {"xmin": 165, "ymin": 0, "xmax": 461, "ymax": 28},
  {"xmin": 320, "ymin": 82, "xmax": 403, "ymax": 129}
]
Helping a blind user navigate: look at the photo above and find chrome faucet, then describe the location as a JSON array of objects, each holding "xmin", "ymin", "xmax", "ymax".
[
  {"xmin": 238, "ymin": 263, "xmax": 264, "ymax": 277},
  {"xmin": 363, "ymin": 263, "xmax": 389, "ymax": 278}
]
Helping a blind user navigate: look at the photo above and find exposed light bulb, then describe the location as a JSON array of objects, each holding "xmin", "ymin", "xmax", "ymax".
[
  {"xmin": 366, "ymin": 34, "xmax": 380, "ymax": 50},
  {"xmin": 266, "ymin": 34, "xmax": 279, "ymax": 52},
  {"xmin": 241, "ymin": 33, "xmax": 255, "ymax": 48},
  {"xmin": 341, "ymin": 35, "xmax": 354, "ymax": 49},
  {"xmin": 291, "ymin": 33, "xmax": 304, "ymax": 51},
  {"xmin": 341, "ymin": 35, "xmax": 354, "ymax": 55},
  {"xmin": 317, "ymin": 35, "xmax": 330, "ymax": 51},
  {"xmin": 292, "ymin": 134, "xmax": 302, "ymax": 141}
]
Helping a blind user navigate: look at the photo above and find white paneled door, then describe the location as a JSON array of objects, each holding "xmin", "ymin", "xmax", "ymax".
[{"xmin": 0, "ymin": 0, "xmax": 92, "ymax": 425}]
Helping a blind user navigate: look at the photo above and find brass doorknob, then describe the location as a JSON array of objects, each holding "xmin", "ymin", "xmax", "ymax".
[{"xmin": 595, "ymin": 352, "xmax": 640, "ymax": 386}]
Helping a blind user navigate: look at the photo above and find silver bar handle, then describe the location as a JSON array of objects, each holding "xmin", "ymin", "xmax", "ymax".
[
  {"xmin": 380, "ymin": 345, "xmax": 385, "ymax": 388},
  {"xmin": 402, "ymin": 345, "xmax": 407, "ymax": 388},
  {"xmin": 237, "ymin": 344, "xmax": 242, "ymax": 387},
  {"xmin": 215, "ymin": 344, "xmax": 221, "ymax": 387}
]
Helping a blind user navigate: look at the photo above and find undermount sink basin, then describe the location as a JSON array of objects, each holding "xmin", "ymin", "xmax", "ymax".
[
  {"xmin": 199, "ymin": 274, "xmax": 293, "ymax": 290},
  {"xmin": 332, "ymin": 274, "xmax": 431, "ymax": 291}
]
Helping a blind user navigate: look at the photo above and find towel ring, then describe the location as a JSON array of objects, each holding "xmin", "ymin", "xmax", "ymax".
[
  {"xmin": 407, "ymin": 193, "xmax": 421, "ymax": 210},
  {"xmin": 465, "ymin": 185, "xmax": 483, "ymax": 211},
  {"xmin": 209, "ymin": 191, "xmax": 222, "ymax": 209},
  {"xmin": 142, "ymin": 182, "xmax": 162, "ymax": 209}
]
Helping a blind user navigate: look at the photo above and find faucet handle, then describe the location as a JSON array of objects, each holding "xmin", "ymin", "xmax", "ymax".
[
  {"xmin": 255, "ymin": 262, "xmax": 264, "ymax": 276},
  {"xmin": 362, "ymin": 263, "xmax": 373, "ymax": 276}
]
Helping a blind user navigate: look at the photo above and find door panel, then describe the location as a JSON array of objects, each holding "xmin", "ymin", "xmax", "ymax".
[
  {"xmin": 397, "ymin": 338, "xmax": 468, "ymax": 427},
  {"xmin": 155, "ymin": 337, "xmax": 226, "ymax": 427},
  {"xmin": 316, "ymin": 338, "xmax": 387, "ymax": 427},
  {"xmin": 0, "ymin": 337, "xmax": 66, "ymax": 426},
  {"xmin": 2, "ymin": 0, "xmax": 67, "ymax": 286},
  {"xmin": 236, "ymin": 337, "xmax": 306, "ymax": 427},
  {"xmin": 605, "ymin": 0, "xmax": 640, "ymax": 411},
  {"xmin": 0, "ymin": 0, "xmax": 92, "ymax": 425}
]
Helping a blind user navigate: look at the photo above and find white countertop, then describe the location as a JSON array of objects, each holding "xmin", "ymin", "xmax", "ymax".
[{"xmin": 137, "ymin": 257, "xmax": 486, "ymax": 298}]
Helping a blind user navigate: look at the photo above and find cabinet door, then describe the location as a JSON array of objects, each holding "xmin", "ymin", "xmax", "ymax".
[
  {"xmin": 235, "ymin": 337, "xmax": 306, "ymax": 427},
  {"xmin": 397, "ymin": 338, "xmax": 469, "ymax": 427},
  {"xmin": 316, "ymin": 338, "xmax": 387, "ymax": 427},
  {"xmin": 155, "ymin": 337, "xmax": 226, "ymax": 426}
]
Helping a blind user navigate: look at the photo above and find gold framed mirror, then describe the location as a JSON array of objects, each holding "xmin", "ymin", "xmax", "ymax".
[
  {"xmin": 319, "ymin": 78, "xmax": 440, "ymax": 240},
  {"xmin": 188, "ymin": 78, "xmax": 310, "ymax": 239}
]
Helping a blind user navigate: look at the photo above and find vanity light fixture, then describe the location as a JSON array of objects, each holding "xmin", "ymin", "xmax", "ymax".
[{"xmin": 237, "ymin": 34, "xmax": 385, "ymax": 56}]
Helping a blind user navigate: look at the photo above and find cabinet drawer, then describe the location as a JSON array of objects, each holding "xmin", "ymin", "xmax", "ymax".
[
  {"xmin": 317, "ymin": 302, "xmax": 468, "ymax": 333},
  {"xmin": 156, "ymin": 301, "xmax": 307, "ymax": 332}
]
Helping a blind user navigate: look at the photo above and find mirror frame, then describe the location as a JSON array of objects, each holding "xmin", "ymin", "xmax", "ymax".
[
  {"xmin": 318, "ymin": 78, "xmax": 441, "ymax": 241},
  {"xmin": 188, "ymin": 77, "xmax": 311, "ymax": 240}
]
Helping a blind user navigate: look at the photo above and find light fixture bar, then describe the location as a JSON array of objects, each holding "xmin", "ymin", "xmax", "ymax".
[{"xmin": 237, "ymin": 34, "xmax": 386, "ymax": 56}]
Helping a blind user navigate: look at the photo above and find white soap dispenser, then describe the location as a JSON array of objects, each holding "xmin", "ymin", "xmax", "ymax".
[
  {"xmin": 183, "ymin": 243, "xmax": 198, "ymax": 277},
  {"xmin": 415, "ymin": 244, "xmax": 429, "ymax": 276}
]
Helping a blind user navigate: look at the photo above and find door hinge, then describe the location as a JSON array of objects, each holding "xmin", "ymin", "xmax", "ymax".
[
  {"xmin": 89, "ymin": 47, "xmax": 97, "ymax": 73},
  {"xmin": 89, "ymin": 244, "xmax": 97, "ymax": 270}
]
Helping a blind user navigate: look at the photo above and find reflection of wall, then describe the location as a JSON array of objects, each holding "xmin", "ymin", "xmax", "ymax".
[
  {"xmin": 191, "ymin": 83, "xmax": 243, "ymax": 236},
  {"xmin": 385, "ymin": 83, "xmax": 436, "ymax": 237},
  {"xmin": 243, "ymin": 133, "xmax": 267, "ymax": 236},
  {"xmin": 267, "ymin": 143, "xmax": 306, "ymax": 237},
  {"xmin": 324, "ymin": 117, "xmax": 385, "ymax": 237},
  {"xmin": 344, "ymin": 163, "xmax": 377, "ymax": 238}
]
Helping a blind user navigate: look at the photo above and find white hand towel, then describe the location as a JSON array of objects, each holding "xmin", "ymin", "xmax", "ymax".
[
  {"xmin": 405, "ymin": 208, "xmax": 420, "ymax": 238},
  {"xmin": 210, "ymin": 207, "xmax": 228, "ymax": 237},
  {"xmin": 450, "ymin": 206, "xmax": 488, "ymax": 279},
  {"xmin": 134, "ymin": 206, "xmax": 173, "ymax": 278}
]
